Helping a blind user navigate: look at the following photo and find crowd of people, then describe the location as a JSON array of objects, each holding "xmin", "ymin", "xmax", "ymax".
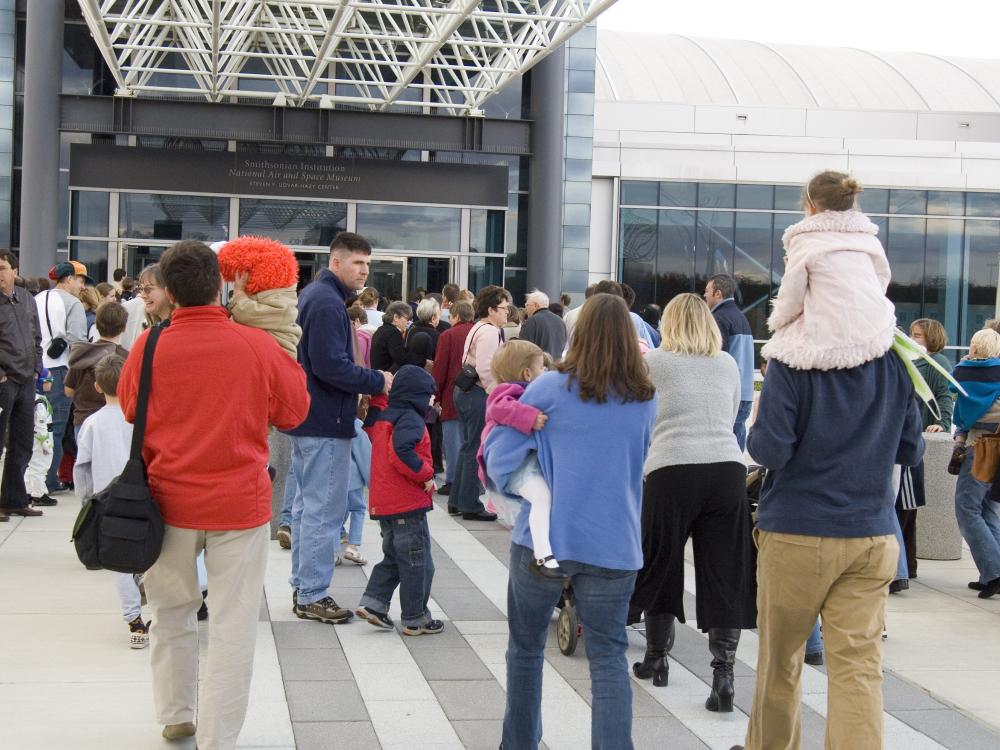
[{"xmin": 1, "ymin": 168, "xmax": 998, "ymax": 750}]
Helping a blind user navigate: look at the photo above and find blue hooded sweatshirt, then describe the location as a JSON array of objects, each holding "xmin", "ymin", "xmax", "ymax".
[{"xmin": 951, "ymin": 357, "xmax": 1000, "ymax": 432}]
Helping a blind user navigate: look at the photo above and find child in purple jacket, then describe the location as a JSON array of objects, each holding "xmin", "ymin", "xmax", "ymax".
[{"xmin": 476, "ymin": 341, "xmax": 561, "ymax": 577}]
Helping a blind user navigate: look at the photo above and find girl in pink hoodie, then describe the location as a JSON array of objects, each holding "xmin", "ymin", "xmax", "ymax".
[
  {"xmin": 762, "ymin": 170, "xmax": 896, "ymax": 371},
  {"xmin": 476, "ymin": 341, "xmax": 563, "ymax": 577}
]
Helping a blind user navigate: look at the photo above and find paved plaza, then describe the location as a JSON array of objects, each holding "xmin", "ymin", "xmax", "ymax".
[{"xmin": 2, "ymin": 493, "xmax": 1000, "ymax": 750}]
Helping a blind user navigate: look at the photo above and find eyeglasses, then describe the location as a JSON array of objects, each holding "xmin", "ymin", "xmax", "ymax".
[
  {"xmin": 494, "ymin": 304, "xmax": 510, "ymax": 313},
  {"xmin": 136, "ymin": 284, "xmax": 159, "ymax": 295}
]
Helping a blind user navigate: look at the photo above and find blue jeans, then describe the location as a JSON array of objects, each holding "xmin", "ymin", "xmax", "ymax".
[
  {"xmin": 342, "ymin": 488, "xmax": 366, "ymax": 546},
  {"xmin": 46, "ymin": 366, "xmax": 70, "ymax": 491},
  {"xmin": 734, "ymin": 399, "xmax": 753, "ymax": 453},
  {"xmin": 955, "ymin": 447, "xmax": 1000, "ymax": 584},
  {"xmin": 806, "ymin": 620, "xmax": 823, "ymax": 656},
  {"xmin": 442, "ymin": 418, "xmax": 462, "ymax": 486},
  {"xmin": 452, "ymin": 385, "xmax": 488, "ymax": 513},
  {"xmin": 892, "ymin": 511, "xmax": 908, "ymax": 582},
  {"xmin": 503, "ymin": 543, "xmax": 636, "ymax": 750},
  {"xmin": 358, "ymin": 514, "xmax": 434, "ymax": 627},
  {"xmin": 278, "ymin": 457, "xmax": 298, "ymax": 527},
  {"xmin": 288, "ymin": 435, "xmax": 352, "ymax": 605}
]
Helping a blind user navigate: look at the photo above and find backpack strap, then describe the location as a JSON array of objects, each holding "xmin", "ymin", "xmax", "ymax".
[{"xmin": 129, "ymin": 325, "xmax": 163, "ymax": 462}]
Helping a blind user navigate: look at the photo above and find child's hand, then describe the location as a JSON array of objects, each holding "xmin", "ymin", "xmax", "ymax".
[
  {"xmin": 423, "ymin": 478, "xmax": 436, "ymax": 494},
  {"xmin": 233, "ymin": 270, "xmax": 249, "ymax": 294},
  {"xmin": 532, "ymin": 413, "xmax": 548, "ymax": 431}
]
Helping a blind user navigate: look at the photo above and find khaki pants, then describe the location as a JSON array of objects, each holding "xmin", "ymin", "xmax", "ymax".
[
  {"xmin": 144, "ymin": 523, "xmax": 269, "ymax": 750},
  {"xmin": 744, "ymin": 530, "xmax": 897, "ymax": 750}
]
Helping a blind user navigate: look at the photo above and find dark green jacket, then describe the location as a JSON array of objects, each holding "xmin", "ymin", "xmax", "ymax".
[{"xmin": 916, "ymin": 352, "xmax": 954, "ymax": 431}]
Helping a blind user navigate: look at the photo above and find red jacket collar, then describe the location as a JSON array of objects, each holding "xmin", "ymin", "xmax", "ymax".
[{"xmin": 170, "ymin": 305, "xmax": 230, "ymax": 324}]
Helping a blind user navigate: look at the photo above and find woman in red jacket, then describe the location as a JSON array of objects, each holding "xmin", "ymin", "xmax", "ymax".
[{"xmin": 431, "ymin": 300, "xmax": 474, "ymax": 499}]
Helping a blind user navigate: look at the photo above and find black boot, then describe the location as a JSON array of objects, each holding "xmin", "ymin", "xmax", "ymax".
[
  {"xmin": 705, "ymin": 628, "xmax": 740, "ymax": 712},
  {"xmin": 632, "ymin": 613, "xmax": 675, "ymax": 687}
]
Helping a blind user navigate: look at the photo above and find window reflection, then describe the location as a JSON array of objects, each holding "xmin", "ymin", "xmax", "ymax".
[
  {"xmin": 119, "ymin": 193, "xmax": 229, "ymax": 242},
  {"xmin": 356, "ymin": 204, "xmax": 461, "ymax": 253},
  {"xmin": 239, "ymin": 199, "xmax": 346, "ymax": 247}
]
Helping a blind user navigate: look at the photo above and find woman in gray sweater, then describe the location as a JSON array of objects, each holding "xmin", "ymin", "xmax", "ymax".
[{"xmin": 630, "ymin": 293, "xmax": 757, "ymax": 712}]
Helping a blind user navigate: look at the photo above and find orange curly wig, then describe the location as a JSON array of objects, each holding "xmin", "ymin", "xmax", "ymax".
[{"xmin": 217, "ymin": 235, "xmax": 300, "ymax": 295}]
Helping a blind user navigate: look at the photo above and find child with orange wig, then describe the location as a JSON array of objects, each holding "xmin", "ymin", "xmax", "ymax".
[{"xmin": 215, "ymin": 236, "xmax": 302, "ymax": 357}]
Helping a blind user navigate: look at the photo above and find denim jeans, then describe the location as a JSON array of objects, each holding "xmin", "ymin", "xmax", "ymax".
[
  {"xmin": 0, "ymin": 378, "xmax": 35, "ymax": 509},
  {"xmin": 278, "ymin": 456, "xmax": 298, "ymax": 528},
  {"xmin": 892, "ymin": 511, "xmax": 908, "ymax": 582},
  {"xmin": 358, "ymin": 514, "xmax": 434, "ymax": 627},
  {"xmin": 955, "ymin": 447, "xmax": 1000, "ymax": 584},
  {"xmin": 503, "ymin": 543, "xmax": 636, "ymax": 750},
  {"xmin": 288, "ymin": 435, "xmax": 352, "ymax": 605},
  {"xmin": 342, "ymin": 488, "xmax": 366, "ymax": 546},
  {"xmin": 734, "ymin": 399, "xmax": 753, "ymax": 453},
  {"xmin": 452, "ymin": 385, "xmax": 487, "ymax": 513},
  {"xmin": 442, "ymin": 418, "xmax": 462, "ymax": 485},
  {"xmin": 46, "ymin": 366, "xmax": 71, "ymax": 491},
  {"xmin": 805, "ymin": 620, "xmax": 823, "ymax": 656}
]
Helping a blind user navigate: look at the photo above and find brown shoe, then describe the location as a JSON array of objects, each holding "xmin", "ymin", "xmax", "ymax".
[
  {"xmin": 0, "ymin": 506, "xmax": 43, "ymax": 517},
  {"xmin": 162, "ymin": 722, "xmax": 196, "ymax": 740},
  {"xmin": 0, "ymin": 511, "xmax": 9, "ymax": 522}
]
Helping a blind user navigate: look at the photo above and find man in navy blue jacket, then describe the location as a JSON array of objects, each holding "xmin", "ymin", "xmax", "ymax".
[
  {"xmin": 285, "ymin": 232, "xmax": 391, "ymax": 625},
  {"xmin": 734, "ymin": 353, "xmax": 923, "ymax": 750},
  {"xmin": 706, "ymin": 274, "xmax": 756, "ymax": 450}
]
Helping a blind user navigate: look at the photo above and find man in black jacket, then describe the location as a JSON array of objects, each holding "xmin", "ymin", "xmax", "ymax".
[
  {"xmin": 0, "ymin": 249, "xmax": 44, "ymax": 520},
  {"xmin": 518, "ymin": 289, "xmax": 567, "ymax": 360}
]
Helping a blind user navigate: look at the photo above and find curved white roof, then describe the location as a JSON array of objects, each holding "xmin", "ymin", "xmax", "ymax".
[{"xmin": 596, "ymin": 31, "xmax": 1000, "ymax": 112}]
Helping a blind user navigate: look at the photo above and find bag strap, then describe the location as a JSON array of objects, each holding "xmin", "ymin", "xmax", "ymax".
[
  {"xmin": 461, "ymin": 322, "xmax": 486, "ymax": 367},
  {"xmin": 129, "ymin": 325, "xmax": 163, "ymax": 461},
  {"xmin": 43, "ymin": 290, "xmax": 54, "ymax": 339}
]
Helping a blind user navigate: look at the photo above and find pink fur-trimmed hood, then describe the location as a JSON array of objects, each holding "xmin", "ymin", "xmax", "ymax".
[{"xmin": 782, "ymin": 209, "xmax": 879, "ymax": 244}]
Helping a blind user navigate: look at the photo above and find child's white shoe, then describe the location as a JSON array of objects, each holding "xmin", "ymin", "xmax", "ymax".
[
  {"xmin": 343, "ymin": 545, "xmax": 367, "ymax": 566},
  {"xmin": 128, "ymin": 617, "xmax": 149, "ymax": 649}
]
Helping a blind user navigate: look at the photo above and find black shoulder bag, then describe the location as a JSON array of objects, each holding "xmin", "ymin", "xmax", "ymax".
[
  {"xmin": 44, "ymin": 290, "xmax": 69, "ymax": 359},
  {"xmin": 72, "ymin": 326, "xmax": 165, "ymax": 573},
  {"xmin": 454, "ymin": 323, "xmax": 493, "ymax": 392}
]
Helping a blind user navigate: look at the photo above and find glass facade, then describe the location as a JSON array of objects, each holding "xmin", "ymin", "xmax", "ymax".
[
  {"xmin": 239, "ymin": 199, "xmax": 347, "ymax": 247},
  {"xmin": 0, "ymin": 0, "xmax": 12, "ymax": 248},
  {"xmin": 620, "ymin": 181, "xmax": 1000, "ymax": 355},
  {"xmin": 119, "ymin": 192, "xmax": 229, "ymax": 242},
  {"xmin": 356, "ymin": 204, "xmax": 461, "ymax": 253}
]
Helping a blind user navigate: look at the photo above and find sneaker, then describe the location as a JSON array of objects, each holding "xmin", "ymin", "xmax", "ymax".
[
  {"xmin": 977, "ymin": 576, "xmax": 1000, "ymax": 599},
  {"xmin": 276, "ymin": 525, "xmax": 291, "ymax": 549},
  {"xmin": 128, "ymin": 617, "xmax": 149, "ymax": 649},
  {"xmin": 295, "ymin": 596, "xmax": 353, "ymax": 624},
  {"xmin": 356, "ymin": 605, "xmax": 394, "ymax": 629},
  {"xmin": 402, "ymin": 619, "xmax": 444, "ymax": 636},
  {"xmin": 291, "ymin": 589, "xmax": 298, "ymax": 613},
  {"xmin": 162, "ymin": 722, "xmax": 196, "ymax": 740},
  {"xmin": 30, "ymin": 494, "xmax": 57, "ymax": 507},
  {"xmin": 343, "ymin": 545, "xmax": 367, "ymax": 566}
]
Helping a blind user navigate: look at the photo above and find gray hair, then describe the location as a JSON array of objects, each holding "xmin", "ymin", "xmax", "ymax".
[
  {"xmin": 416, "ymin": 297, "xmax": 440, "ymax": 325},
  {"xmin": 384, "ymin": 300, "xmax": 412, "ymax": 321},
  {"xmin": 708, "ymin": 274, "xmax": 736, "ymax": 300},
  {"xmin": 525, "ymin": 289, "xmax": 549, "ymax": 308}
]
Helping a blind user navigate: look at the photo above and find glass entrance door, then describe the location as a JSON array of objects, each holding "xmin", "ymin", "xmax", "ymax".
[
  {"xmin": 122, "ymin": 243, "xmax": 171, "ymax": 278},
  {"xmin": 368, "ymin": 256, "xmax": 455, "ymax": 303}
]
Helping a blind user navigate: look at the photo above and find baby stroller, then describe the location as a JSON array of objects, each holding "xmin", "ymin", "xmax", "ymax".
[{"xmin": 556, "ymin": 579, "xmax": 583, "ymax": 655}]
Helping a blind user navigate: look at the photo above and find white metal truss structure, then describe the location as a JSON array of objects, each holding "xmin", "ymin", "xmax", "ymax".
[{"xmin": 77, "ymin": 1, "xmax": 617, "ymax": 115}]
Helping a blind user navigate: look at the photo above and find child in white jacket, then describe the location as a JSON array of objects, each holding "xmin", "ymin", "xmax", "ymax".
[
  {"xmin": 24, "ymin": 370, "xmax": 54, "ymax": 506},
  {"xmin": 762, "ymin": 170, "xmax": 896, "ymax": 371}
]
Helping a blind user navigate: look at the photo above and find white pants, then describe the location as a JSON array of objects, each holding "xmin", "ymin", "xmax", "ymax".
[
  {"xmin": 23, "ymin": 442, "xmax": 49, "ymax": 498},
  {"xmin": 144, "ymin": 523, "xmax": 269, "ymax": 750},
  {"xmin": 116, "ymin": 573, "xmax": 142, "ymax": 622}
]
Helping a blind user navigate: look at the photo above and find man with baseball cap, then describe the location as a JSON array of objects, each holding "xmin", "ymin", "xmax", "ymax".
[{"xmin": 35, "ymin": 260, "xmax": 89, "ymax": 494}]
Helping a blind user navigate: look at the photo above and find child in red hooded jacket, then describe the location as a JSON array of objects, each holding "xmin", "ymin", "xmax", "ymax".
[{"xmin": 355, "ymin": 364, "xmax": 443, "ymax": 635}]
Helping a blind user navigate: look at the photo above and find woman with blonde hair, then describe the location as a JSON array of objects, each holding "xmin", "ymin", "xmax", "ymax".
[
  {"xmin": 484, "ymin": 293, "xmax": 657, "ymax": 748},
  {"xmin": 630, "ymin": 293, "xmax": 756, "ymax": 713}
]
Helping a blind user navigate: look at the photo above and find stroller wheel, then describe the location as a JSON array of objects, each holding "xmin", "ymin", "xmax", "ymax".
[{"xmin": 557, "ymin": 605, "xmax": 579, "ymax": 656}]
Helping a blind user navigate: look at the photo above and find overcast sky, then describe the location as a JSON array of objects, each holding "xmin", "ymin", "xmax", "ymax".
[{"xmin": 596, "ymin": 0, "xmax": 1000, "ymax": 59}]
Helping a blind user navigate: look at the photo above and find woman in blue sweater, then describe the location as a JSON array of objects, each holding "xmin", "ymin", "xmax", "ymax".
[{"xmin": 484, "ymin": 293, "xmax": 657, "ymax": 750}]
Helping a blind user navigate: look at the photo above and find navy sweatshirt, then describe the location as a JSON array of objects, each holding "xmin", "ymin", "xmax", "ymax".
[
  {"xmin": 285, "ymin": 269, "xmax": 385, "ymax": 439},
  {"xmin": 749, "ymin": 354, "xmax": 924, "ymax": 538}
]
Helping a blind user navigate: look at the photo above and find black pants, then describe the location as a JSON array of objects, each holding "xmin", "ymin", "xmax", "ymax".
[
  {"xmin": 631, "ymin": 462, "xmax": 757, "ymax": 629},
  {"xmin": 429, "ymin": 419, "xmax": 444, "ymax": 474},
  {"xmin": 0, "ymin": 378, "xmax": 36, "ymax": 510}
]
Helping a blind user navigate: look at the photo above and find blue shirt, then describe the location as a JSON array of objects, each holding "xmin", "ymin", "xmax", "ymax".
[
  {"xmin": 711, "ymin": 298, "xmax": 755, "ymax": 402},
  {"xmin": 483, "ymin": 371, "xmax": 657, "ymax": 570},
  {"xmin": 749, "ymin": 355, "xmax": 924, "ymax": 538}
]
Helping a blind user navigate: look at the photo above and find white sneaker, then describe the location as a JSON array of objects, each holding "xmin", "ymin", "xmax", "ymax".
[{"xmin": 343, "ymin": 545, "xmax": 367, "ymax": 566}]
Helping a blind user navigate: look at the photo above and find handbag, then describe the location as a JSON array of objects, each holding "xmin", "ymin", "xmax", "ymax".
[
  {"xmin": 972, "ymin": 424, "xmax": 1000, "ymax": 484},
  {"xmin": 453, "ymin": 323, "xmax": 491, "ymax": 393},
  {"xmin": 43, "ymin": 290, "xmax": 69, "ymax": 359},
  {"xmin": 71, "ymin": 326, "xmax": 165, "ymax": 574}
]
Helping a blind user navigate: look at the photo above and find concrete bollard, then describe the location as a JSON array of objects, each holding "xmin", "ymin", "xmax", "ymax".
[
  {"xmin": 268, "ymin": 429, "xmax": 292, "ymax": 538},
  {"xmin": 916, "ymin": 433, "xmax": 963, "ymax": 561}
]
